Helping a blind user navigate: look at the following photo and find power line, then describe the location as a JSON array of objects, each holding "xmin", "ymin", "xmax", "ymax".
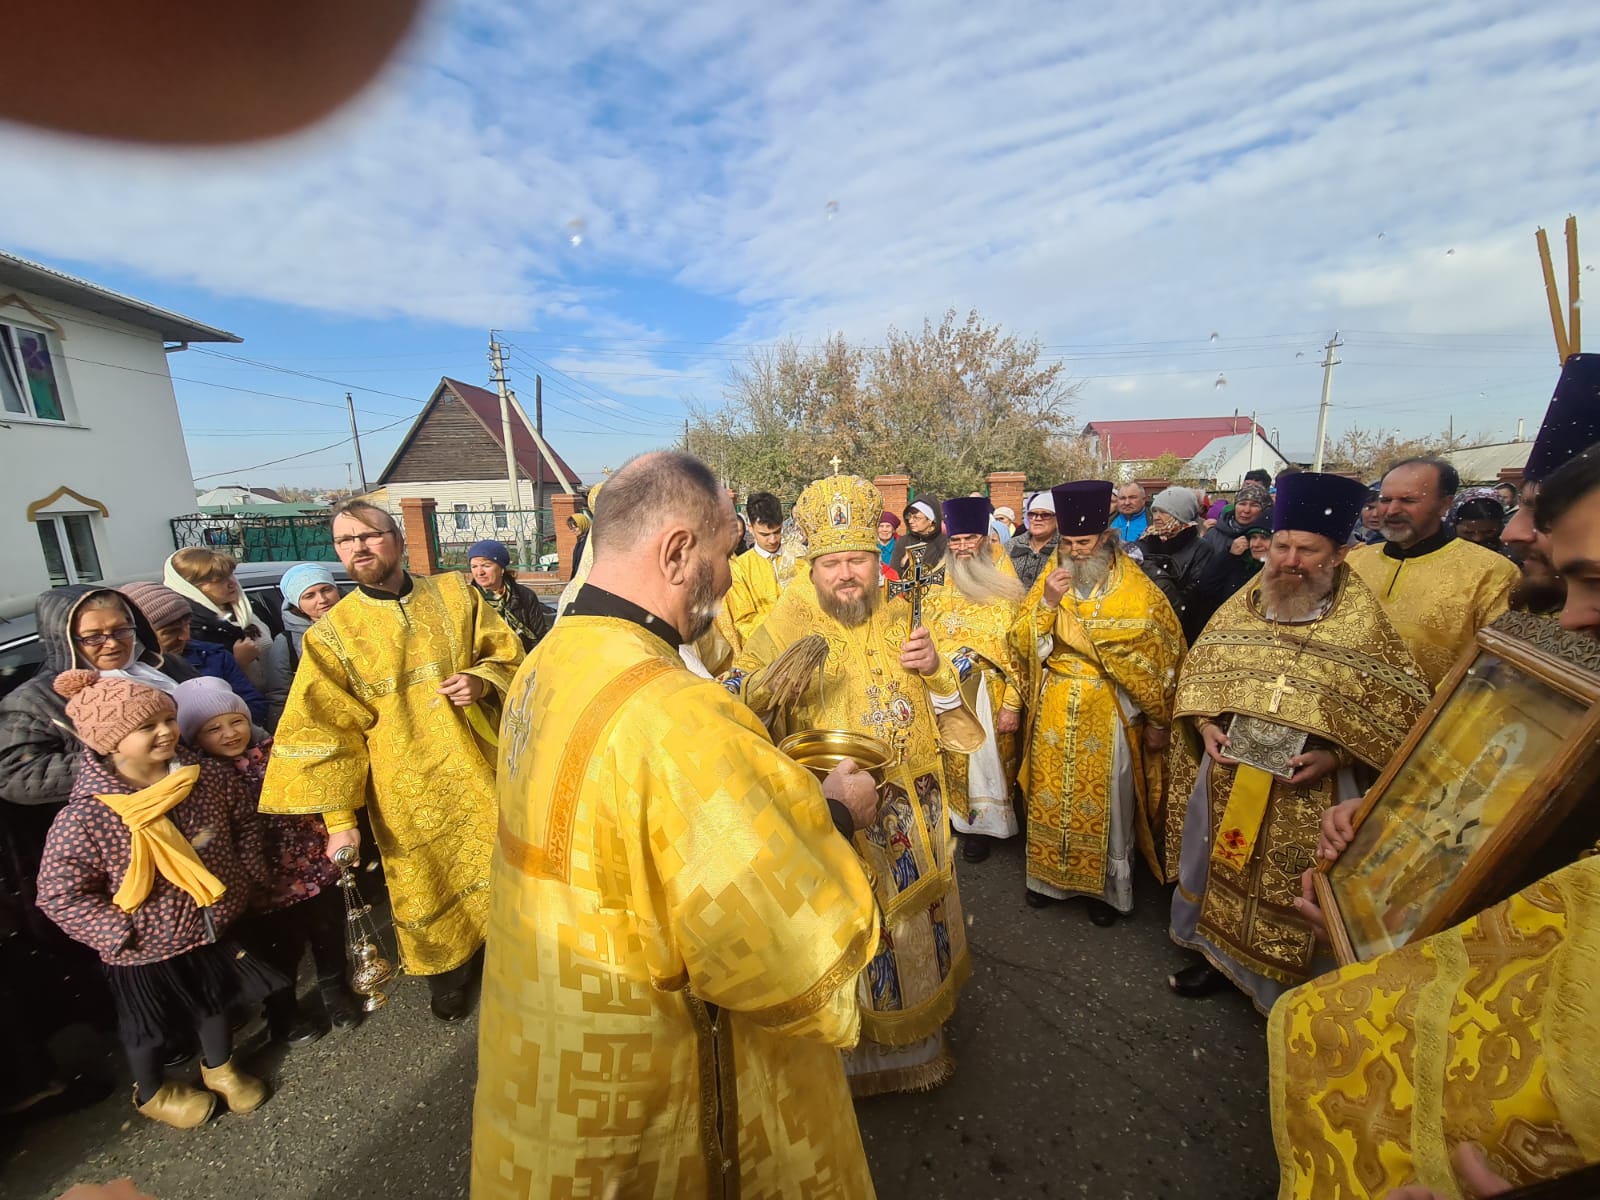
[{"xmin": 191, "ymin": 413, "xmax": 412, "ymax": 481}]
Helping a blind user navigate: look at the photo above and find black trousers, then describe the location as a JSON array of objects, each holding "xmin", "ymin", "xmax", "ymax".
[{"xmin": 236, "ymin": 887, "xmax": 348, "ymax": 1019}]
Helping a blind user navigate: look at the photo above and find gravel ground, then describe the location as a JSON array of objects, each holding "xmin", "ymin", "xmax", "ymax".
[{"xmin": 1, "ymin": 835, "xmax": 1278, "ymax": 1200}]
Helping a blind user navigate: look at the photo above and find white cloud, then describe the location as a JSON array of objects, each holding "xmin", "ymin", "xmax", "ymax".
[{"xmin": 2, "ymin": 0, "xmax": 1597, "ymax": 461}]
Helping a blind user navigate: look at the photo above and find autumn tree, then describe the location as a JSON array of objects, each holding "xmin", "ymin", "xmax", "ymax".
[
  {"xmin": 1320, "ymin": 424, "xmax": 1485, "ymax": 483},
  {"xmin": 686, "ymin": 309, "xmax": 1096, "ymax": 501}
]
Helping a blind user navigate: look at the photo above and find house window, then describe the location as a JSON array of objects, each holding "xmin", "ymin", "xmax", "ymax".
[
  {"xmin": 1, "ymin": 322, "xmax": 66, "ymax": 422},
  {"xmin": 453, "ymin": 503, "xmax": 470, "ymax": 531},
  {"xmin": 36, "ymin": 514, "xmax": 103, "ymax": 585},
  {"xmin": 493, "ymin": 504, "xmax": 508, "ymax": 529}
]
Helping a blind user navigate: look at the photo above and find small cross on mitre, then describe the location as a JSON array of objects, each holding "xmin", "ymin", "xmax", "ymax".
[{"xmin": 828, "ymin": 453, "xmax": 843, "ymax": 475}]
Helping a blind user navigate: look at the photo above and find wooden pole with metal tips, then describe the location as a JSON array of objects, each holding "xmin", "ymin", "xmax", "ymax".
[
  {"xmin": 1566, "ymin": 214, "xmax": 1582, "ymax": 356},
  {"xmin": 1536, "ymin": 226, "xmax": 1570, "ymax": 363}
]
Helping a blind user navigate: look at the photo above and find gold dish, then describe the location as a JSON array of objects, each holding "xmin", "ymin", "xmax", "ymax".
[{"xmin": 779, "ymin": 729, "xmax": 893, "ymax": 787}]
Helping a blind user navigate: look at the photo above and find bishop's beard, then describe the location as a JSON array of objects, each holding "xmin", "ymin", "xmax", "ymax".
[
  {"xmin": 1259, "ymin": 559, "xmax": 1338, "ymax": 621},
  {"xmin": 948, "ymin": 549, "xmax": 1025, "ymax": 605},
  {"xmin": 816, "ymin": 578, "xmax": 880, "ymax": 627}
]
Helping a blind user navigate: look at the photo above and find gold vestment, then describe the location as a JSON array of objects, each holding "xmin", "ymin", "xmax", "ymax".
[
  {"xmin": 1168, "ymin": 568, "xmax": 1430, "ymax": 991},
  {"xmin": 1269, "ymin": 853, "xmax": 1600, "ymax": 1199},
  {"xmin": 259, "ymin": 572, "xmax": 523, "ymax": 973},
  {"xmin": 1347, "ymin": 538, "xmax": 1518, "ymax": 689},
  {"xmin": 726, "ymin": 585, "xmax": 978, "ymax": 1092},
  {"xmin": 1013, "ymin": 551, "xmax": 1184, "ymax": 893},
  {"xmin": 922, "ymin": 579, "xmax": 1024, "ymax": 825},
  {"xmin": 472, "ymin": 616, "xmax": 878, "ymax": 1199},
  {"xmin": 715, "ymin": 549, "xmax": 783, "ymax": 654}
]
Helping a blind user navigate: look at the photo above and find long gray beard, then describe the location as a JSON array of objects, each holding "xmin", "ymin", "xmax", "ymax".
[
  {"xmin": 948, "ymin": 551, "xmax": 1025, "ymax": 605},
  {"xmin": 1068, "ymin": 543, "xmax": 1114, "ymax": 597},
  {"xmin": 1259, "ymin": 562, "xmax": 1337, "ymax": 621},
  {"xmin": 817, "ymin": 581, "xmax": 880, "ymax": 628}
]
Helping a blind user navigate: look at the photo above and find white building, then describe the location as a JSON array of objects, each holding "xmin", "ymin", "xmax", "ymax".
[
  {"xmin": 1180, "ymin": 431, "xmax": 1289, "ymax": 490},
  {"xmin": 0, "ymin": 250, "xmax": 240, "ymax": 616}
]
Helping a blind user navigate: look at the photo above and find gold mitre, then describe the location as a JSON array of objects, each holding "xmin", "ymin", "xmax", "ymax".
[{"xmin": 794, "ymin": 474, "xmax": 883, "ymax": 560}]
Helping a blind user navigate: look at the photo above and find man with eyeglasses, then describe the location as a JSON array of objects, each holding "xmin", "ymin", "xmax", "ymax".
[
  {"xmin": 260, "ymin": 499, "xmax": 524, "ymax": 1022},
  {"xmin": 1006, "ymin": 491, "xmax": 1060, "ymax": 591}
]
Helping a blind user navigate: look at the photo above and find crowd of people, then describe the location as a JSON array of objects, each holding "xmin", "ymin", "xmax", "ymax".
[{"xmin": 2, "ymin": 354, "xmax": 1598, "ymax": 1200}]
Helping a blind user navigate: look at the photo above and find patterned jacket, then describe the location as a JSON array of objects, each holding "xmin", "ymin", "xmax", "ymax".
[
  {"xmin": 227, "ymin": 739, "xmax": 340, "ymax": 912},
  {"xmin": 36, "ymin": 747, "xmax": 270, "ymax": 966}
]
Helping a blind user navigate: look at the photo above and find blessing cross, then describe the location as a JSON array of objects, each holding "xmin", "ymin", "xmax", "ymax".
[
  {"xmin": 1266, "ymin": 672, "xmax": 1298, "ymax": 714},
  {"xmin": 829, "ymin": 453, "xmax": 843, "ymax": 474},
  {"xmin": 887, "ymin": 543, "xmax": 944, "ymax": 633}
]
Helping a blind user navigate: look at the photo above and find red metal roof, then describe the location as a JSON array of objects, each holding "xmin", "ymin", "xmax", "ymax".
[
  {"xmin": 445, "ymin": 378, "xmax": 584, "ymax": 488},
  {"xmin": 1082, "ymin": 416, "xmax": 1268, "ymax": 462}
]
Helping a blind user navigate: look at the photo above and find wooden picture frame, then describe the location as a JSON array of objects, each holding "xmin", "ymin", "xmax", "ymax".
[{"xmin": 1314, "ymin": 611, "xmax": 1600, "ymax": 966}]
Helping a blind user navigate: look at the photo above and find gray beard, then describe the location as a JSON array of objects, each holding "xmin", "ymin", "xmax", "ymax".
[
  {"xmin": 816, "ymin": 581, "xmax": 879, "ymax": 627},
  {"xmin": 948, "ymin": 551, "xmax": 1025, "ymax": 605},
  {"xmin": 1259, "ymin": 562, "xmax": 1337, "ymax": 621},
  {"xmin": 684, "ymin": 559, "xmax": 721, "ymax": 644},
  {"xmin": 1068, "ymin": 543, "xmax": 1114, "ymax": 597}
]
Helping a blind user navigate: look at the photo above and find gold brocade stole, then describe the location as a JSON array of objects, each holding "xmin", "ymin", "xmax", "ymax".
[{"xmin": 497, "ymin": 657, "xmax": 678, "ymax": 884}]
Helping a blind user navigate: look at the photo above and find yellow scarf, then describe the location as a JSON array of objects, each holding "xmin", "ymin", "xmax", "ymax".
[{"xmin": 97, "ymin": 764, "xmax": 227, "ymax": 913}]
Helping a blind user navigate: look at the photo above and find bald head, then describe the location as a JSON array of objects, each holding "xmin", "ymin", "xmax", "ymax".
[{"xmin": 592, "ymin": 452, "xmax": 729, "ymax": 561}]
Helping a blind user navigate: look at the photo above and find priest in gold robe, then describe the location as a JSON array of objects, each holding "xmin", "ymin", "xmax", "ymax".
[
  {"xmin": 1166, "ymin": 473, "xmax": 1431, "ymax": 1012},
  {"xmin": 1012, "ymin": 481, "xmax": 1185, "ymax": 925},
  {"xmin": 1348, "ymin": 457, "xmax": 1519, "ymax": 689},
  {"xmin": 726, "ymin": 472, "xmax": 982, "ymax": 1097},
  {"xmin": 923, "ymin": 496, "xmax": 1027, "ymax": 865},
  {"xmin": 472, "ymin": 453, "xmax": 880, "ymax": 1199},
  {"xmin": 1274, "ymin": 850, "xmax": 1600, "ymax": 1199},
  {"xmin": 715, "ymin": 490, "xmax": 801, "ymax": 654},
  {"xmin": 260, "ymin": 499, "xmax": 524, "ymax": 1021}
]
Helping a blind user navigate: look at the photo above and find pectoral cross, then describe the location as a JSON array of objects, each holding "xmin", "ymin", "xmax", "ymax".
[
  {"xmin": 887, "ymin": 543, "xmax": 944, "ymax": 633},
  {"xmin": 829, "ymin": 453, "xmax": 843, "ymax": 475},
  {"xmin": 1267, "ymin": 672, "xmax": 1298, "ymax": 714}
]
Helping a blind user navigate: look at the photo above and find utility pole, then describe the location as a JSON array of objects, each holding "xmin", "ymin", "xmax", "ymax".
[
  {"xmin": 488, "ymin": 334, "xmax": 529, "ymax": 567},
  {"xmin": 533, "ymin": 375, "xmax": 544, "ymax": 561},
  {"xmin": 345, "ymin": 393, "xmax": 369, "ymax": 493},
  {"xmin": 1311, "ymin": 333, "xmax": 1342, "ymax": 472}
]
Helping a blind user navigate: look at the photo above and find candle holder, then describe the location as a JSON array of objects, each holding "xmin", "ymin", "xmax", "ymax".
[{"xmin": 333, "ymin": 846, "xmax": 399, "ymax": 1012}]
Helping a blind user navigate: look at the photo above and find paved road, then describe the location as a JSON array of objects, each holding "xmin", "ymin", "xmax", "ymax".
[{"xmin": 1, "ymin": 836, "xmax": 1279, "ymax": 1199}]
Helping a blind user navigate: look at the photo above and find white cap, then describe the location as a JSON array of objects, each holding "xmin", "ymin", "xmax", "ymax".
[{"xmin": 1025, "ymin": 492, "xmax": 1056, "ymax": 515}]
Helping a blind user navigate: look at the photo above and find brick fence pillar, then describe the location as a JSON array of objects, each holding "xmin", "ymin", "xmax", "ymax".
[
  {"xmin": 986, "ymin": 471, "xmax": 1027, "ymax": 526},
  {"xmin": 874, "ymin": 474, "xmax": 910, "ymax": 519},
  {"xmin": 398, "ymin": 497, "xmax": 440, "ymax": 576},
  {"xmin": 552, "ymin": 492, "xmax": 581, "ymax": 582}
]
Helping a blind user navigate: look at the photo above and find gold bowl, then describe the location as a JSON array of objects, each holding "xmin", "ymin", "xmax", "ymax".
[{"xmin": 779, "ymin": 729, "xmax": 893, "ymax": 787}]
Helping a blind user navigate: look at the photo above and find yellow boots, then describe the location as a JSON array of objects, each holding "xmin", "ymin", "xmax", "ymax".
[
  {"xmin": 134, "ymin": 1059, "xmax": 267, "ymax": 1129},
  {"xmin": 199, "ymin": 1058, "xmax": 267, "ymax": 1113},
  {"xmin": 134, "ymin": 1081, "xmax": 216, "ymax": 1129}
]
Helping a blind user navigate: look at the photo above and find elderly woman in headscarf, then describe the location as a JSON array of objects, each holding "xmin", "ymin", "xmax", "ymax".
[
  {"xmin": 896, "ymin": 494, "xmax": 946, "ymax": 576},
  {"xmin": 466, "ymin": 539, "xmax": 550, "ymax": 653},
  {"xmin": 1201, "ymin": 481, "xmax": 1272, "ymax": 557},
  {"xmin": 1133, "ymin": 487, "xmax": 1220, "ymax": 644}
]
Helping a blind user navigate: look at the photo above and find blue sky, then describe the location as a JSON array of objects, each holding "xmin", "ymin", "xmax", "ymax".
[{"xmin": 3, "ymin": 0, "xmax": 1598, "ymax": 488}]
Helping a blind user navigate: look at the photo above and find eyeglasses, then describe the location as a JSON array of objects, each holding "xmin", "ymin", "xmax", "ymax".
[
  {"xmin": 1027, "ymin": 511, "xmax": 1053, "ymax": 520},
  {"xmin": 75, "ymin": 627, "xmax": 137, "ymax": 649},
  {"xmin": 332, "ymin": 531, "xmax": 393, "ymax": 550}
]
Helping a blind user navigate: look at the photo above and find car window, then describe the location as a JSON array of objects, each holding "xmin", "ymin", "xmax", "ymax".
[{"xmin": 0, "ymin": 637, "xmax": 46, "ymax": 704}]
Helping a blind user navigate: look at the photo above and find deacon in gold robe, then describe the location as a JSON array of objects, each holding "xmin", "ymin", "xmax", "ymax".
[
  {"xmin": 715, "ymin": 490, "xmax": 803, "ymax": 654},
  {"xmin": 923, "ymin": 496, "xmax": 1027, "ymax": 863},
  {"xmin": 726, "ymin": 472, "xmax": 983, "ymax": 1097},
  {"xmin": 1166, "ymin": 473, "xmax": 1431, "ymax": 1013},
  {"xmin": 473, "ymin": 453, "xmax": 880, "ymax": 1199},
  {"xmin": 1273, "ymin": 851, "xmax": 1600, "ymax": 1199},
  {"xmin": 260, "ymin": 500, "xmax": 523, "ymax": 1020},
  {"xmin": 1348, "ymin": 457, "xmax": 1519, "ymax": 689},
  {"xmin": 1012, "ymin": 481, "xmax": 1184, "ymax": 924}
]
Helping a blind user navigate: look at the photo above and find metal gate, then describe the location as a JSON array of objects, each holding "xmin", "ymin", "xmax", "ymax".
[
  {"xmin": 171, "ymin": 513, "xmax": 336, "ymax": 563},
  {"xmin": 431, "ymin": 507, "xmax": 557, "ymax": 573}
]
